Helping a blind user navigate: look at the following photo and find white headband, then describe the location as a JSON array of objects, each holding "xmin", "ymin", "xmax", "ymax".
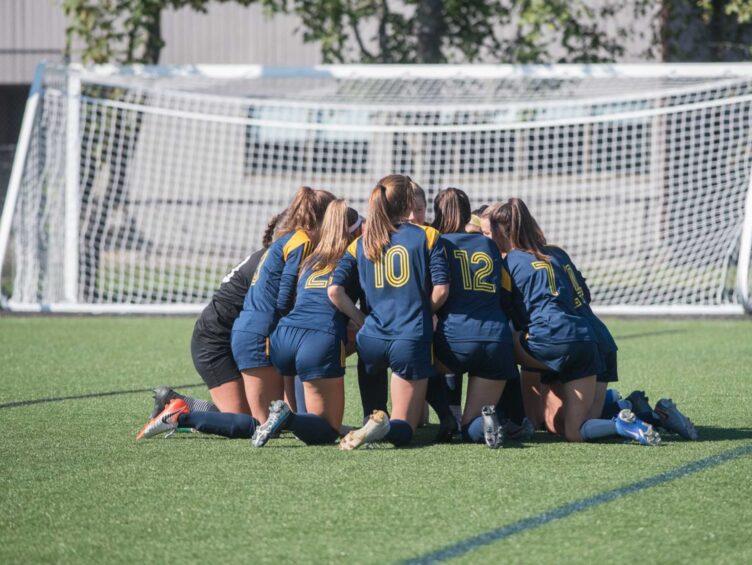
[{"xmin": 349, "ymin": 215, "xmax": 364, "ymax": 234}]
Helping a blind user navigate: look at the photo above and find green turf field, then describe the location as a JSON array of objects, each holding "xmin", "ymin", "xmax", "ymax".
[{"xmin": 1, "ymin": 316, "xmax": 751, "ymax": 564}]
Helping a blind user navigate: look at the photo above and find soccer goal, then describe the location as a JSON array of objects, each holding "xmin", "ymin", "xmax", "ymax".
[{"xmin": 2, "ymin": 63, "xmax": 752, "ymax": 315}]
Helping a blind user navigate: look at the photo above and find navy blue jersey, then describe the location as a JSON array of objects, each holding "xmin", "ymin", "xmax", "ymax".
[
  {"xmin": 232, "ymin": 230, "xmax": 312, "ymax": 337},
  {"xmin": 505, "ymin": 248, "xmax": 594, "ymax": 344},
  {"xmin": 277, "ymin": 263, "xmax": 360, "ymax": 340},
  {"xmin": 545, "ymin": 245, "xmax": 617, "ymax": 353},
  {"xmin": 332, "ymin": 223, "xmax": 449, "ymax": 342},
  {"xmin": 437, "ymin": 232, "xmax": 512, "ymax": 342}
]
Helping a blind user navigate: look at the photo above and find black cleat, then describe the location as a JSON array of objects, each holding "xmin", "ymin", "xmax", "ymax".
[
  {"xmin": 503, "ymin": 417, "xmax": 535, "ymax": 442},
  {"xmin": 150, "ymin": 386, "xmax": 181, "ymax": 419},
  {"xmin": 435, "ymin": 414, "xmax": 459, "ymax": 444},
  {"xmin": 481, "ymin": 405, "xmax": 504, "ymax": 449},
  {"xmin": 626, "ymin": 390, "xmax": 660, "ymax": 426}
]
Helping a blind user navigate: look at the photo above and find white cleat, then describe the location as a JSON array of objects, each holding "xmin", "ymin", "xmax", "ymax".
[{"xmin": 339, "ymin": 410, "xmax": 390, "ymax": 451}]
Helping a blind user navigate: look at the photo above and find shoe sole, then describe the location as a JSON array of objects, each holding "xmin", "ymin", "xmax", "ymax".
[{"xmin": 340, "ymin": 410, "xmax": 389, "ymax": 451}]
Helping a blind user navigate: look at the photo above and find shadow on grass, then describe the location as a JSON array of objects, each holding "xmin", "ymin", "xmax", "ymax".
[
  {"xmin": 0, "ymin": 382, "xmax": 205, "ymax": 410},
  {"xmin": 690, "ymin": 426, "xmax": 752, "ymax": 442},
  {"xmin": 614, "ymin": 329, "xmax": 688, "ymax": 341}
]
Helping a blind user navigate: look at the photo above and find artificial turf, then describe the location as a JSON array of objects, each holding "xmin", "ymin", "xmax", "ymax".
[{"xmin": 1, "ymin": 317, "xmax": 751, "ymax": 564}]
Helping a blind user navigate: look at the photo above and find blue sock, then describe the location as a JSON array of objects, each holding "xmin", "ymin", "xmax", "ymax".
[
  {"xmin": 178, "ymin": 411, "xmax": 257, "ymax": 438},
  {"xmin": 286, "ymin": 413, "xmax": 339, "ymax": 445},
  {"xmin": 294, "ymin": 376, "xmax": 307, "ymax": 414},
  {"xmin": 579, "ymin": 418, "xmax": 618, "ymax": 441},
  {"xmin": 461, "ymin": 416, "xmax": 485, "ymax": 443},
  {"xmin": 385, "ymin": 419, "xmax": 412, "ymax": 447}
]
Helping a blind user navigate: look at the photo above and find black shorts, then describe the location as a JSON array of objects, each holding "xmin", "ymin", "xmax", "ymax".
[
  {"xmin": 190, "ymin": 328, "xmax": 241, "ymax": 389},
  {"xmin": 597, "ymin": 350, "xmax": 618, "ymax": 383}
]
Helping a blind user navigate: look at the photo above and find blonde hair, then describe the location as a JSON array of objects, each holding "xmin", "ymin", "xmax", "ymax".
[
  {"xmin": 302, "ymin": 199, "xmax": 354, "ymax": 272},
  {"xmin": 363, "ymin": 174, "xmax": 414, "ymax": 262}
]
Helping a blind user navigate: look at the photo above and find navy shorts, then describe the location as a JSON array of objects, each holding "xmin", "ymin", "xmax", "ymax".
[
  {"xmin": 521, "ymin": 334, "xmax": 603, "ymax": 384},
  {"xmin": 190, "ymin": 329, "xmax": 240, "ymax": 389},
  {"xmin": 596, "ymin": 349, "xmax": 618, "ymax": 383},
  {"xmin": 231, "ymin": 329, "xmax": 271, "ymax": 371},
  {"xmin": 434, "ymin": 335, "xmax": 519, "ymax": 381},
  {"xmin": 357, "ymin": 334, "xmax": 435, "ymax": 381},
  {"xmin": 270, "ymin": 325, "xmax": 346, "ymax": 381}
]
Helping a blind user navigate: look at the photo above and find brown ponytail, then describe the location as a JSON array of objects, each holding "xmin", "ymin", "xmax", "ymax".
[
  {"xmin": 301, "ymin": 200, "xmax": 359, "ymax": 272},
  {"xmin": 363, "ymin": 174, "xmax": 414, "ymax": 262},
  {"xmin": 277, "ymin": 186, "xmax": 336, "ymax": 248},
  {"xmin": 483, "ymin": 198, "xmax": 549, "ymax": 260},
  {"xmin": 432, "ymin": 187, "xmax": 472, "ymax": 234}
]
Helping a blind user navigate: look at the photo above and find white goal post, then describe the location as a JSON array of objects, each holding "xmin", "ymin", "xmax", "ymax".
[{"xmin": 1, "ymin": 63, "xmax": 752, "ymax": 315}]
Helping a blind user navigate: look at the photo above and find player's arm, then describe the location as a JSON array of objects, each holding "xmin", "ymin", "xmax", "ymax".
[
  {"xmin": 428, "ymin": 232, "xmax": 450, "ymax": 312},
  {"xmin": 276, "ymin": 241, "xmax": 308, "ymax": 314},
  {"xmin": 329, "ymin": 249, "xmax": 366, "ymax": 328}
]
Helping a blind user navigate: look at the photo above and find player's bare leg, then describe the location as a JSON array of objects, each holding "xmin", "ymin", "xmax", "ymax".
[
  {"xmin": 390, "ymin": 373, "xmax": 429, "ymax": 431},
  {"xmin": 462, "ymin": 377, "xmax": 505, "ymax": 427},
  {"xmin": 283, "ymin": 375, "xmax": 298, "ymax": 412},
  {"xmin": 303, "ymin": 378, "xmax": 345, "ymax": 432},
  {"xmin": 557, "ymin": 376, "xmax": 597, "ymax": 442},
  {"xmin": 588, "ymin": 381, "xmax": 608, "ymax": 420},
  {"xmin": 241, "ymin": 366, "xmax": 283, "ymax": 423},
  {"xmin": 209, "ymin": 377, "xmax": 252, "ymax": 415}
]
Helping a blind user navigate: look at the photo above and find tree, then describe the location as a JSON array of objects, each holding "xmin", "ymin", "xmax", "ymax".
[{"xmin": 62, "ymin": 0, "xmax": 255, "ymax": 64}]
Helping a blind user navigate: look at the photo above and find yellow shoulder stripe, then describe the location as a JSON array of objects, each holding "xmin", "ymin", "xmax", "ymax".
[
  {"xmin": 346, "ymin": 237, "xmax": 360, "ymax": 258},
  {"xmin": 418, "ymin": 225, "xmax": 441, "ymax": 250},
  {"xmin": 283, "ymin": 230, "xmax": 312, "ymax": 261},
  {"xmin": 501, "ymin": 267, "xmax": 512, "ymax": 292}
]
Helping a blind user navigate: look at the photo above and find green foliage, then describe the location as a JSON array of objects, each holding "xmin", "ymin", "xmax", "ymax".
[
  {"xmin": 62, "ymin": 0, "xmax": 256, "ymax": 64},
  {"xmin": 262, "ymin": 0, "xmax": 657, "ymax": 64}
]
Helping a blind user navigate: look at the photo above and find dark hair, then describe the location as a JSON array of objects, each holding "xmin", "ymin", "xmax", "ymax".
[
  {"xmin": 472, "ymin": 205, "xmax": 489, "ymax": 216},
  {"xmin": 261, "ymin": 212, "xmax": 284, "ymax": 248},
  {"xmin": 483, "ymin": 198, "xmax": 549, "ymax": 260},
  {"xmin": 364, "ymin": 174, "xmax": 414, "ymax": 262},
  {"xmin": 432, "ymin": 187, "xmax": 472, "ymax": 234}
]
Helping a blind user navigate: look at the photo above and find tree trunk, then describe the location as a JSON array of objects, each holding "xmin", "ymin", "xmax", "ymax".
[
  {"xmin": 144, "ymin": 6, "xmax": 163, "ymax": 64},
  {"xmin": 416, "ymin": 0, "xmax": 444, "ymax": 63}
]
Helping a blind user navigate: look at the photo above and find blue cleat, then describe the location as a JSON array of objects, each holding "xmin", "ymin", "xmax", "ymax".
[
  {"xmin": 251, "ymin": 400, "xmax": 291, "ymax": 448},
  {"xmin": 614, "ymin": 409, "xmax": 661, "ymax": 446},
  {"xmin": 655, "ymin": 398, "xmax": 698, "ymax": 440}
]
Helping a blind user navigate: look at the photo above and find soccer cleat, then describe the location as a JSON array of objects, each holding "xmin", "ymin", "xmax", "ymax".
[
  {"xmin": 481, "ymin": 405, "xmax": 504, "ymax": 449},
  {"xmin": 626, "ymin": 390, "xmax": 653, "ymax": 415},
  {"xmin": 435, "ymin": 414, "xmax": 459, "ymax": 444},
  {"xmin": 149, "ymin": 385, "xmax": 181, "ymax": 419},
  {"xmin": 136, "ymin": 398, "xmax": 189, "ymax": 440},
  {"xmin": 613, "ymin": 409, "xmax": 661, "ymax": 446},
  {"xmin": 504, "ymin": 417, "xmax": 536, "ymax": 442},
  {"xmin": 339, "ymin": 410, "xmax": 390, "ymax": 451},
  {"xmin": 251, "ymin": 400, "xmax": 292, "ymax": 448},
  {"xmin": 655, "ymin": 398, "xmax": 698, "ymax": 440}
]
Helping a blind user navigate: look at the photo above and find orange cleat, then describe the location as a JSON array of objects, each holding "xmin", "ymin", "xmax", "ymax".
[{"xmin": 136, "ymin": 398, "xmax": 189, "ymax": 440}]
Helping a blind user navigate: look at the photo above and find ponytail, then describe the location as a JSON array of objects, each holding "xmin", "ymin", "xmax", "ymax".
[
  {"xmin": 484, "ymin": 198, "xmax": 549, "ymax": 260},
  {"xmin": 277, "ymin": 186, "xmax": 336, "ymax": 248},
  {"xmin": 432, "ymin": 187, "xmax": 471, "ymax": 234},
  {"xmin": 302, "ymin": 200, "xmax": 361, "ymax": 272},
  {"xmin": 363, "ymin": 174, "xmax": 414, "ymax": 262}
]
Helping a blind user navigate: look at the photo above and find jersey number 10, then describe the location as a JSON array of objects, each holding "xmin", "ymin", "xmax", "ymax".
[{"xmin": 374, "ymin": 246, "xmax": 410, "ymax": 288}]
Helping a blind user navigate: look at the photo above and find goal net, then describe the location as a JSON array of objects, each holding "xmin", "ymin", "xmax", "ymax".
[{"xmin": 2, "ymin": 63, "xmax": 752, "ymax": 314}]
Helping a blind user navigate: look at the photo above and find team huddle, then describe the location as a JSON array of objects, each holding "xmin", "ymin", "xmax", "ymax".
[{"xmin": 136, "ymin": 174, "xmax": 698, "ymax": 449}]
